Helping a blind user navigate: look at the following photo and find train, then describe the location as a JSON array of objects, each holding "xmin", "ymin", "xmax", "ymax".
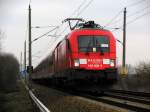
[{"xmin": 31, "ymin": 18, "xmax": 118, "ymax": 86}]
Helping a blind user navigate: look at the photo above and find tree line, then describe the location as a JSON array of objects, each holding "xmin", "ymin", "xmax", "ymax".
[{"xmin": 0, "ymin": 30, "xmax": 20, "ymax": 92}]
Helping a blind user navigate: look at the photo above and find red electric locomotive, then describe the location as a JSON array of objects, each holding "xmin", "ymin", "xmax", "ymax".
[{"xmin": 32, "ymin": 18, "xmax": 118, "ymax": 85}]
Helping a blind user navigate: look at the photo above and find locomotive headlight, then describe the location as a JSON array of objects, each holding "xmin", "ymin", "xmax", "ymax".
[
  {"xmin": 74, "ymin": 59, "xmax": 79, "ymax": 67},
  {"xmin": 103, "ymin": 59, "xmax": 110, "ymax": 64},
  {"xmin": 79, "ymin": 59, "xmax": 87, "ymax": 64},
  {"xmin": 110, "ymin": 60, "xmax": 115, "ymax": 67}
]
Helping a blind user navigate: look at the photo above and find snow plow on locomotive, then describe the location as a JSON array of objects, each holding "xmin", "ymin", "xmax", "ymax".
[{"xmin": 32, "ymin": 18, "xmax": 118, "ymax": 86}]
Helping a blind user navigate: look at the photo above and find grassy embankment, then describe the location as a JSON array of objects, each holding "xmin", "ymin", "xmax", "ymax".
[
  {"xmin": 0, "ymin": 81, "xmax": 34, "ymax": 112},
  {"xmin": 0, "ymin": 53, "xmax": 34, "ymax": 112}
]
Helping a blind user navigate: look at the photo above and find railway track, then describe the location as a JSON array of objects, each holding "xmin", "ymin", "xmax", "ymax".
[
  {"xmin": 75, "ymin": 89, "xmax": 150, "ymax": 112},
  {"xmin": 32, "ymin": 81, "xmax": 150, "ymax": 112},
  {"xmin": 23, "ymin": 81, "xmax": 51, "ymax": 112},
  {"xmin": 52, "ymin": 84, "xmax": 150, "ymax": 112},
  {"xmin": 104, "ymin": 89, "xmax": 150, "ymax": 105}
]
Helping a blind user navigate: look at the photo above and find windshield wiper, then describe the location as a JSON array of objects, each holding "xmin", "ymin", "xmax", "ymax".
[
  {"xmin": 99, "ymin": 46, "xmax": 104, "ymax": 55},
  {"xmin": 95, "ymin": 39, "xmax": 104, "ymax": 55},
  {"xmin": 85, "ymin": 38, "xmax": 93, "ymax": 54}
]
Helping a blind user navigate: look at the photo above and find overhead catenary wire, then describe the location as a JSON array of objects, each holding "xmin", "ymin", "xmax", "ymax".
[
  {"xmin": 42, "ymin": 0, "xmax": 94, "ymax": 58},
  {"xmin": 59, "ymin": 0, "xmax": 93, "ymax": 34},
  {"xmin": 58, "ymin": 0, "xmax": 94, "ymax": 36},
  {"xmin": 125, "ymin": 0, "xmax": 147, "ymax": 8},
  {"xmin": 127, "ymin": 11, "xmax": 150, "ymax": 25},
  {"xmin": 77, "ymin": 0, "xmax": 94, "ymax": 17},
  {"xmin": 32, "ymin": 0, "xmax": 91, "ymax": 63},
  {"xmin": 106, "ymin": 3, "xmax": 150, "ymax": 28},
  {"xmin": 70, "ymin": 0, "xmax": 87, "ymax": 17},
  {"xmin": 32, "ymin": 39, "xmax": 57, "ymax": 65},
  {"xmin": 32, "ymin": 26, "xmax": 59, "ymax": 43},
  {"xmin": 104, "ymin": 9, "xmax": 123, "ymax": 28},
  {"xmin": 111, "ymin": 10, "xmax": 150, "ymax": 32},
  {"xmin": 104, "ymin": 0, "xmax": 150, "ymax": 30},
  {"xmin": 104, "ymin": 0, "xmax": 148, "ymax": 29},
  {"xmin": 32, "ymin": 34, "xmax": 60, "ymax": 60},
  {"xmin": 53, "ymin": 0, "xmax": 88, "ymax": 36},
  {"xmin": 49, "ymin": 0, "xmax": 95, "ymax": 50},
  {"xmin": 32, "ymin": 25, "xmax": 58, "ymax": 29},
  {"xmin": 127, "ymin": 3, "xmax": 150, "ymax": 17}
]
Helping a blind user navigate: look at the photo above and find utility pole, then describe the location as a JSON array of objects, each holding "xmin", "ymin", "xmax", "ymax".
[
  {"xmin": 20, "ymin": 52, "xmax": 22, "ymax": 72},
  {"xmin": 28, "ymin": 4, "xmax": 32, "ymax": 88},
  {"xmin": 122, "ymin": 7, "xmax": 127, "ymax": 75},
  {"xmin": 24, "ymin": 40, "xmax": 27, "ymax": 83},
  {"xmin": 20, "ymin": 52, "xmax": 22, "ymax": 79}
]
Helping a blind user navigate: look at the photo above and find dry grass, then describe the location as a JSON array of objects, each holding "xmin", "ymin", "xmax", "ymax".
[{"xmin": 113, "ymin": 62, "xmax": 150, "ymax": 92}]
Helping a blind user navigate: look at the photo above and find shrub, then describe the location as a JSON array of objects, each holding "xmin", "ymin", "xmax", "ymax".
[{"xmin": 0, "ymin": 54, "xmax": 19, "ymax": 92}]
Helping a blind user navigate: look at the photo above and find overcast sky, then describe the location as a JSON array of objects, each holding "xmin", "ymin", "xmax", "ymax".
[{"xmin": 0, "ymin": 0, "xmax": 150, "ymax": 67}]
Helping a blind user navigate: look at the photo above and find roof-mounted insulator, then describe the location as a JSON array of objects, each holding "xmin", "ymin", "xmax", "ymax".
[{"xmin": 78, "ymin": 21, "xmax": 103, "ymax": 29}]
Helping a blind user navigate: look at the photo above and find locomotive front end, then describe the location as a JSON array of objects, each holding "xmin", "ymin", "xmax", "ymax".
[{"xmin": 68, "ymin": 27, "xmax": 118, "ymax": 82}]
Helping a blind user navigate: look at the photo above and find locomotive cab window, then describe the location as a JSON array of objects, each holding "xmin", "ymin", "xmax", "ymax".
[
  {"xmin": 78, "ymin": 36, "xmax": 94, "ymax": 52},
  {"xmin": 78, "ymin": 35, "xmax": 109, "ymax": 52},
  {"xmin": 95, "ymin": 36, "xmax": 109, "ymax": 52}
]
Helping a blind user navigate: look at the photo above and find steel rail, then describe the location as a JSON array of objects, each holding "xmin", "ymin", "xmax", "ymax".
[
  {"xmin": 105, "ymin": 89, "xmax": 150, "ymax": 97},
  {"xmin": 22, "ymin": 80, "xmax": 50, "ymax": 112},
  {"xmin": 29, "ymin": 80, "xmax": 150, "ymax": 112},
  {"xmin": 77, "ymin": 93, "xmax": 150, "ymax": 112},
  {"xmin": 104, "ymin": 92, "xmax": 150, "ymax": 105},
  {"xmin": 51, "ymin": 86, "xmax": 150, "ymax": 112},
  {"xmin": 60, "ymin": 87, "xmax": 150, "ymax": 112},
  {"xmin": 29, "ymin": 90, "xmax": 50, "ymax": 112}
]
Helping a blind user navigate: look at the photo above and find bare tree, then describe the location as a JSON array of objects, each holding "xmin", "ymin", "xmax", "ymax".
[
  {"xmin": 135, "ymin": 62, "xmax": 150, "ymax": 86},
  {"xmin": 0, "ymin": 31, "xmax": 1, "ymax": 51},
  {"xmin": 0, "ymin": 30, "xmax": 4, "ymax": 51},
  {"xmin": 0, "ymin": 29, "xmax": 5, "ymax": 51}
]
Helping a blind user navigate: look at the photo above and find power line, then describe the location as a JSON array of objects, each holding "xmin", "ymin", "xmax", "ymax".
[
  {"xmin": 59, "ymin": 0, "xmax": 92, "ymax": 35},
  {"xmin": 127, "ymin": 11, "xmax": 150, "ymax": 25},
  {"xmin": 33, "ymin": 0, "xmax": 87, "ymax": 54},
  {"xmin": 111, "ymin": 26, "xmax": 122, "ymax": 32},
  {"xmin": 32, "ymin": 26, "xmax": 59, "ymax": 43},
  {"xmin": 32, "ymin": 1, "xmax": 87, "ymax": 61},
  {"xmin": 33, "ymin": 0, "xmax": 95, "ymax": 63},
  {"xmin": 104, "ymin": 9, "xmax": 123, "ymax": 28},
  {"xmin": 32, "ymin": 36, "xmax": 58, "ymax": 65},
  {"xmin": 126, "ymin": 0, "xmax": 147, "ymax": 8},
  {"xmin": 54, "ymin": 0, "xmax": 87, "ymax": 35},
  {"xmin": 111, "ymin": 10, "xmax": 150, "ymax": 32},
  {"xmin": 70, "ymin": 0, "xmax": 87, "ymax": 17},
  {"xmin": 127, "ymin": 3, "xmax": 150, "ymax": 17},
  {"xmin": 77, "ymin": 0, "xmax": 94, "ymax": 17},
  {"xmin": 104, "ymin": 0, "xmax": 148, "ymax": 28},
  {"xmin": 32, "ymin": 34, "xmax": 60, "ymax": 56},
  {"xmin": 105, "ymin": 2, "xmax": 150, "ymax": 29},
  {"xmin": 32, "ymin": 25, "xmax": 58, "ymax": 29},
  {"xmin": 58, "ymin": 0, "xmax": 94, "ymax": 36},
  {"xmin": 51, "ymin": 0, "xmax": 93, "ymax": 44}
]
